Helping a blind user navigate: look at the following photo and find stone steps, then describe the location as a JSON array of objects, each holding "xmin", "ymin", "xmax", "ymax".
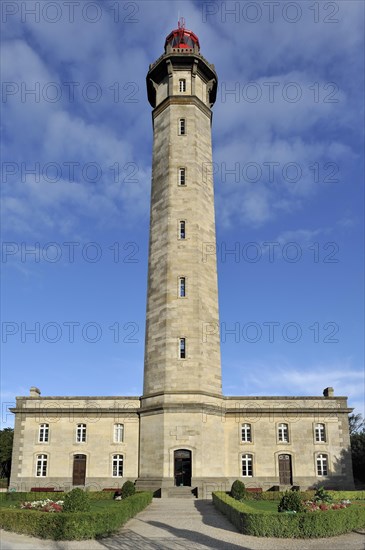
[{"xmin": 167, "ymin": 486, "xmax": 196, "ymax": 498}]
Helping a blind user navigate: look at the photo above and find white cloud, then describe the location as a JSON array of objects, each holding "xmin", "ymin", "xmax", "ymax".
[{"xmin": 223, "ymin": 357, "xmax": 364, "ymax": 415}]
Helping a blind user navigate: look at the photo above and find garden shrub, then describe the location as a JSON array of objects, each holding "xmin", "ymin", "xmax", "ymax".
[
  {"xmin": 0, "ymin": 492, "xmax": 153, "ymax": 540},
  {"xmin": 212, "ymin": 491, "xmax": 365, "ymax": 538},
  {"xmin": 121, "ymin": 480, "xmax": 135, "ymax": 499},
  {"xmin": 313, "ymin": 486, "xmax": 332, "ymax": 503},
  {"xmin": 63, "ymin": 488, "xmax": 90, "ymax": 512},
  {"xmin": 278, "ymin": 491, "xmax": 304, "ymax": 513},
  {"xmin": 231, "ymin": 480, "xmax": 246, "ymax": 501}
]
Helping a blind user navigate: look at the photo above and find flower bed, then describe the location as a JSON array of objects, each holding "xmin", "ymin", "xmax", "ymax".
[
  {"xmin": 304, "ymin": 499, "xmax": 351, "ymax": 512},
  {"xmin": 20, "ymin": 499, "xmax": 63, "ymax": 513}
]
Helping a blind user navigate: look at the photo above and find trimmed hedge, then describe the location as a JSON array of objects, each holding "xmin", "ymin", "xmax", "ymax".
[
  {"xmin": 0, "ymin": 491, "xmax": 152, "ymax": 540},
  {"xmin": 213, "ymin": 492, "xmax": 365, "ymax": 538}
]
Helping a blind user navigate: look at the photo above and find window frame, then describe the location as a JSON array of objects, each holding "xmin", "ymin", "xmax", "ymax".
[
  {"xmin": 178, "ymin": 167, "xmax": 186, "ymax": 186},
  {"xmin": 241, "ymin": 423, "xmax": 252, "ymax": 443},
  {"xmin": 277, "ymin": 423, "xmax": 289, "ymax": 443},
  {"xmin": 242, "ymin": 453, "xmax": 253, "ymax": 477},
  {"xmin": 114, "ymin": 423, "xmax": 124, "ymax": 443},
  {"xmin": 316, "ymin": 453, "xmax": 328, "ymax": 476},
  {"xmin": 35, "ymin": 454, "xmax": 48, "ymax": 477},
  {"xmin": 112, "ymin": 454, "xmax": 124, "ymax": 477},
  {"xmin": 76, "ymin": 423, "xmax": 87, "ymax": 443},
  {"xmin": 178, "ymin": 220, "xmax": 186, "ymax": 240},
  {"xmin": 38, "ymin": 423, "xmax": 49, "ymax": 443},
  {"xmin": 178, "ymin": 277, "xmax": 186, "ymax": 298},
  {"xmin": 315, "ymin": 423, "xmax": 326, "ymax": 443},
  {"xmin": 178, "ymin": 118, "xmax": 186, "ymax": 135},
  {"xmin": 179, "ymin": 337, "xmax": 186, "ymax": 359},
  {"xmin": 179, "ymin": 79, "xmax": 186, "ymax": 93}
]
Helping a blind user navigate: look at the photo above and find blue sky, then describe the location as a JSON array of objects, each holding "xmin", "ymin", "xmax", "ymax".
[{"xmin": 1, "ymin": 0, "xmax": 364, "ymax": 427}]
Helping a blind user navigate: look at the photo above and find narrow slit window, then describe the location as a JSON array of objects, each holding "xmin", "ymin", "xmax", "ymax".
[
  {"xmin": 179, "ymin": 79, "xmax": 186, "ymax": 93},
  {"xmin": 179, "ymin": 277, "xmax": 186, "ymax": 297},
  {"xmin": 179, "ymin": 338, "xmax": 186, "ymax": 359},
  {"xmin": 179, "ymin": 221, "xmax": 186, "ymax": 240},
  {"xmin": 179, "ymin": 118, "xmax": 186, "ymax": 135},
  {"xmin": 178, "ymin": 167, "xmax": 186, "ymax": 186}
]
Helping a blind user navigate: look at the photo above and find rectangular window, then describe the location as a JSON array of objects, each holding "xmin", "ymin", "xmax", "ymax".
[
  {"xmin": 241, "ymin": 423, "xmax": 252, "ymax": 442},
  {"xmin": 179, "ymin": 338, "xmax": 186, "ymax": 359},
  {"xmin": 179, "ymin": 277, "xmax": 186, "ymax": 297},
  {"xmin": 315, "ymin": 423, "xmax": 326, "ymax": 442},
  {"xmin": 317, "ymin": 454, "xmax": 328, "ymax": 476},
  {"xmin": 76, "ymin": 424, "xmax": 86, "ymax": 443},
  {"xmin": 242, "ymin": 454, "xmax": 253, "ymax": 477},
  {"xmin": 178, "ymin": 167, "xmax": 186, "ymax": 186},
  {"xmin": 114, "ymin": 423, "xmax": 124, "ymax": 443},
  {"xmin": 112, "ymin": 454, "xmax": 123, "ymax": 477},
  {"xmin": 179, "ymin": 221, "xmax": 186, "ymax": 240},
  {"xmin": 179, "ymin": 79, "xmax": 186, "ymax": 93},
  {"xmin": 179, "ymin": 118, "xmax": 186, "ymax": 135},
  {"xmin": 39, "ymin": 424, "xmax": 49, "ymax": 443},
  {"xmin": 36, "ymin": 454, "xmax": 48, "ymax": 477},
  {"xmin": 278, "ymin": 423, "xmax": 289, "ymax": 442}
]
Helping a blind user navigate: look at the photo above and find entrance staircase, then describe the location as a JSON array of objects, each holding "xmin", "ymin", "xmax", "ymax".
[{"xmin": 167, "ymin": 486, "xmax": 197, "ymax": 498}]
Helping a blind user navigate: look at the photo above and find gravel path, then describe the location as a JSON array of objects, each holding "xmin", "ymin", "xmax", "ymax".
[{"xmin": 1, "ymin": 498, "xmax": 365, "ymax": 549}]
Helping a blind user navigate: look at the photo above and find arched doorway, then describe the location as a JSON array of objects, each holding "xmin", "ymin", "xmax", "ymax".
[
  {"xmin": 278, "ymin": 454, "xmax": 292, "ymax": 485},
  {"xmin": 174, "ymin": 449, "xmax": 192, "ymax": 486},
  {"xmin": 72, "ymin": 454, "xmax": 86, "ymax": 485}
]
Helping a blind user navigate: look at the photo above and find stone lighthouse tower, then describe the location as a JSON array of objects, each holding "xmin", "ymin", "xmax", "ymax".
[{"xmin": 138, "ymin": 19, "xmax": 224, "ymax": 495}]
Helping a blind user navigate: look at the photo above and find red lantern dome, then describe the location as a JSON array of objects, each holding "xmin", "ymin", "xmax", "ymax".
[{"xmin": 165, "ymin": 17, "xmax": 200, "ymax": 52}]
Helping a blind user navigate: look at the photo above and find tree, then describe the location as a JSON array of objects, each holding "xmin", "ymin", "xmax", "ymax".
[
  {"xmin": 349, "ymin": 413, "xmax": 365, "ymax": 483},
  {"xmin": 0, "ymin": 428, "xmax": 14, "ymax": 479},
  {"xmin": 349, "ymin": 413, "xmax": 364, "ymax": 435}
]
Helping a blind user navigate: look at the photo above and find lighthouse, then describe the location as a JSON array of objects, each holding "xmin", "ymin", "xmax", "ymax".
[
  {"xmin": 9, "ymin": 20, "xmax": 354, "ymax": 498},
  {"xmin": 138, "ymin": 18, "xmax": 224, "ymax": 495}
]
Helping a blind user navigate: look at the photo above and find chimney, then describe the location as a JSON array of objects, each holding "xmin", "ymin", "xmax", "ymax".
[
  {"xmin": 30, "ymin": 387, "xmax": 41, "ymax": 397},
  {"xmin": 323, "ymin": 387, "xmax": 334, "ymax": 397}
]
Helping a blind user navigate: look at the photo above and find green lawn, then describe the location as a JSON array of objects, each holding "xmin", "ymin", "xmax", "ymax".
[
  {"xmin": 89, "ymin": 500, "xmax": 122, "ymax": 510},
  {"xmin": 242, "ymin": 500, "xmax": 278, "ymax": 513},
  {"xmin": 0, "ymin": 501, "xmax": 16, "ymax": 509}
]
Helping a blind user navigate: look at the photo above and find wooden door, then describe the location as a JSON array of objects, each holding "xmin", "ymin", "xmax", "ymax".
[
  {"xmin": 278, "ymin": 454, "xmax": 292, "ymax": 485},
  {"xmin": 72, "ymin": 454, "xmax": 86, "ymax": 485}
]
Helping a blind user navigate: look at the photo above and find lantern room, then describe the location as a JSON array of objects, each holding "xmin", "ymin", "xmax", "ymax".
[
  {"xmin": 147, "ymin": 18, "xmax": 217, "ymax": 109},
  {"xmin": 165, "ymin": 17, "xmax": 200, "ymax": 53}
]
